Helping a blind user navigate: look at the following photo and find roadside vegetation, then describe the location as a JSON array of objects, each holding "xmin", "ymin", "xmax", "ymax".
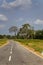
[
  {"xmin": 15, "ymin": 39, "xmax": 43, "ymax": 53},
  {"xmin": 0, "ymin": 23, "xmax": 43, "ymax": 53},
  {"xmin": 0, "ymin": 39, "xmax": 7, "ymax": 46}
]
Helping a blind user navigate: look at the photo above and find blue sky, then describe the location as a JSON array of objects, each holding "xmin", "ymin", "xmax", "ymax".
[{"xmin": 0, "ymin": 0, "xmax": 43, "ymax": 34}]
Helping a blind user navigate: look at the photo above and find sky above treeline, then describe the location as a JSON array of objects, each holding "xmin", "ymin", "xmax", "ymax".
[{"xmin": 0, "ymin": 0, "xmax": 43, "ymax": 34}]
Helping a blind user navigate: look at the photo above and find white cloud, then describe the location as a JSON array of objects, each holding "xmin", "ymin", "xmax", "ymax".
[
  {"xmin": 34, "ymin": 19, "xmax": 43, "ymax": 25},
  {"xmin": 0, "ymin": 14, "xmax": 8, "ymax": 21},
  {"xmin": 0, "ymin": 24, "xmax": 5, "ymax": 29},
  {"xmin": 1, "ymin": 0, "xmax": 32, "ymax": 9}
]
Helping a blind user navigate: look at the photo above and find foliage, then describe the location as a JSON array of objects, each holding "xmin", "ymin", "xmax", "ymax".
[
  {"xmin": 15, "ymin": 39, "xmax": 43, "ymax": 53},
  {"xmin": 17, "ymin": 23, "xmax": 34, "ymax": 39},
  {"xmin": 0, "ymin": 39, "xmax": 7, "ymax": 46},
  {"xmin": 35, "ymin": 30, "xmax": 43, "ymax": 39},
  {"xmin": 0, "ymin": 35, "xmax": 4, "ymax": 39}
]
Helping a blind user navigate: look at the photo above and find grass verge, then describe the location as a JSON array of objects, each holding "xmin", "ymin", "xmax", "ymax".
[
  {"xmin": 0, "ymin": 39, "xmax": 7, "ymax": 46},
  {"xmin": 14, "ymin": 39, "xmax": 43, "ymax": 53}
]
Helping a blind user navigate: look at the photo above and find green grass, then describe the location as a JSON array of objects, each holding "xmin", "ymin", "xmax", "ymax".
[
  {"xmin": 15, "ymin": 39, "xmax": 43, "ymax": 53},
  {"xmin": 0, "ymin": 39, "xmax": 7, "ymax": 46}
]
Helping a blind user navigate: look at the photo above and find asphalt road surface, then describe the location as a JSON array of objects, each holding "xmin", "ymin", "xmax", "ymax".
[{"xmin": 0, "ymin": 40, "xmax": 43, "ymax": 65}]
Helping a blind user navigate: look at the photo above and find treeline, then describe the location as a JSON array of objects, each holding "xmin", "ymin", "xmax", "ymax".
[
  {"xmin": 0, "ymin": 30, "xmax": 43, "ymax": 39},
  {"xmin": 0, "ymin": 35, "xmax": 15, "ymax": 39},
  {"xmin": 34, "ymin": 30, "xmax": 43, "ymax": 39},
  {"xmin": 0, "ymin": 23, "xmax": 43, "ymax": 39}
]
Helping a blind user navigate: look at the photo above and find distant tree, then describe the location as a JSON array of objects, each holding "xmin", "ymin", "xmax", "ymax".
[{"xmin": 9, "ymin": 26, "xmax": 18, "ymax": 36}]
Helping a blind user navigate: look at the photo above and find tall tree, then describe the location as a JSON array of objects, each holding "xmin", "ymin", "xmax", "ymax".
[
  {"xmin": 18, "ymin": 23, "xmax": 32, "ymax": 39},
  {"xmin": 9, "ymin": 26, "xmax": 18, "ymax": 36}
]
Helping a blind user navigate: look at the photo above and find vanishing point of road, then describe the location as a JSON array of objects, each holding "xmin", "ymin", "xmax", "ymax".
[{"xmin": 0, "ymin": 40, "xmax": 43, "ymax": 65}]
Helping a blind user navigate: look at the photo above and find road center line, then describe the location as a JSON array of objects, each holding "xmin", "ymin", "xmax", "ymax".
[
  {"xmin": 8, "ymin": 46, "xmax": 13, "ymax": 62},
  {"xmin": 8, "ymin": 45, "xmax": 13, "ymax": 62},
  {"xmin": 9, "ymin": 56, "xmax": 11, "ymax": 62}
]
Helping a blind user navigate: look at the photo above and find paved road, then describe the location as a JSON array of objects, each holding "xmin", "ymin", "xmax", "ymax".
[{"xmin": 0, "ymin": 40, "xmax": 43, "ymax": 65}]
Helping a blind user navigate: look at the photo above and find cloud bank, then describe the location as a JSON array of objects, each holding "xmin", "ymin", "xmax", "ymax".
[{"xmin": 1, "ymin": 0, "xmax": 32, "ymax": 9}]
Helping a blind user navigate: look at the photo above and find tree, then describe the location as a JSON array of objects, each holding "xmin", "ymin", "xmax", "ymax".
[
  {"xmin": 35, "ymin": 30, "xmax": 43, "ymax": 39},
  {"xmin": 0, "ymin": 35, "xmax": 4, "ymax": 39},
  {"xmin": 18, "ymin": 23, "xmax": 32, "ymax": 39},
  {"xmin": 9, "ymin": 26, "xmax": 18, "ymax": 36},
  {"xmin": 22, "ymin": 24, "xmax": 30, "ymax": 29}
]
